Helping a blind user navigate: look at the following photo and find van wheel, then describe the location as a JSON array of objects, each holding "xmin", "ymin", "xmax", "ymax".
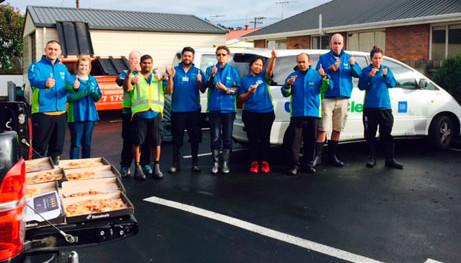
[{"xmin": 429, "ymin": 115, "xmax": 453, "ymax": 150}]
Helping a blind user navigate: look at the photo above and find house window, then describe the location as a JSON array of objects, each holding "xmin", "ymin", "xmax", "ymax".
[
  {"xmin": 267, "ymin": 40, "xmax": 287, "ymax": 49},
  {"xmin": 432, "ymin": 24, "xmax": 461, "ymax": 61},
  {"xmin": 311, "ymin": 35, "xmax": 330, "ymax": 49}
]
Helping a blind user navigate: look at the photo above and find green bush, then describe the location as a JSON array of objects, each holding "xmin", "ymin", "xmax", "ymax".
[{"xmin": 433, "ymin": 54, "xmax": 461, "ymax": 105}]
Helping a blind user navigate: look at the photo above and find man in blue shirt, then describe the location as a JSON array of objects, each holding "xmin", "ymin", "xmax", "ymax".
[
  {"xmin": 282, "ymin": 53, "xmax": 330, "ymax": 175},
  {"xmin": 165, "ymin": 47, "xmax": 206, "ymax": 173},
  {"xmin": 28, "ymin": 40, "xmax": 79, "ymax": 164},
  {"xmin": 314, "ymin": 33, "xmax": 361, "ymax": 168}
]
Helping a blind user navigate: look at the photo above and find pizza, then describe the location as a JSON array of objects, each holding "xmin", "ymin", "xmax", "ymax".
[
  {"xmin": 66, "ymin": 171, "xmax": 96, "ymax": 180},
  {"xmin": 65, "ymin": 198, "xmax": 126, "ymax": 216},
  {"xmin": 67, "ymin": 160, "xmax": 103, "ymax": 169},
  {"xmin": 25, "ymin": 187, "xmax": 40, "ymax": 197},
  {"xmin": 27, "ymin": 171, "xmax": 62, "ymax": 184},
  {"xmin": 67, "ymin": 190, "xmax": 106, "ymax": 198}
]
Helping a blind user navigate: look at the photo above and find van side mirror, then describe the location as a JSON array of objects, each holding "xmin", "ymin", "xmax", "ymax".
[{"xmin": 418, "ymin": 79, "xmax": 428, "ymax": 89}]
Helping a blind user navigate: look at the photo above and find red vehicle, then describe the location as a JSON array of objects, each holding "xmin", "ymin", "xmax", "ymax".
[{"xmin": 0, "ymin": 101, "xmax": 138, "ymax": 263}]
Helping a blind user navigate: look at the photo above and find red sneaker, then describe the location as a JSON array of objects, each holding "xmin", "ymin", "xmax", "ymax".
[
  {"xmin": 249, "ymin": 161, "xmax": 259, "ymax": 173},
  {"xmin": 261, "ymin": 161, "xmax": 270, "ymax": 173}
]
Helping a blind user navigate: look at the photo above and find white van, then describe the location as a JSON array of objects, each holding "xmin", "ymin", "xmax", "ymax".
[{"xmin": 172, "ymin": 48, "xmax": 461, "ymax": 149}]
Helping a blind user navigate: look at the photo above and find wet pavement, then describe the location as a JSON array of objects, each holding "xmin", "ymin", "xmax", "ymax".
[{"xmin": 61, "ymin": 118, "xmax": 461, "ymax": 263}]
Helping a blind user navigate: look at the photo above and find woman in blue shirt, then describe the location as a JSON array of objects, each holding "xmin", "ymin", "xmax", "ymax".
[
  {"xmin": 205, "ymin": 46, "xmax": 241, "ymax": 174},
  {"xmin": 238, "ymin": 48, "xmax": 277, "ymax": 173},
  {"xmin": 67, "ymin": 55, "xmax": 102, "ymax": 159},
  {"xmin": 358, "ymin": 46, "xmax": 403, "ymax": 169}
]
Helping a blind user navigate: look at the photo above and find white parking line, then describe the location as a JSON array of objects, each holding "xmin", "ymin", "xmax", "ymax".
[
  {"xmin": 144, "ymin": 196, "xmax": 385, "ymax": 263},
  {"xmin": 182, "ymin": 148, "xmax": 247, "ymax": 159},
  {"xmin": 424, "ymin": 259, "xmax": 444, "ymax": 263}
]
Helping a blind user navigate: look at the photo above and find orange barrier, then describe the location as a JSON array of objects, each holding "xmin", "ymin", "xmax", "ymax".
[{"xmin": 94, "ymin": 76, "xmax": 123, "ymax": 111}]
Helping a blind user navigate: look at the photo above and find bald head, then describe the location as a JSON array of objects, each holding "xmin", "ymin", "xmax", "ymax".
[
  {"xmin": 330, "ymin": 33, "xmax": 344, "ymax": 56},
  {"xmin": 128, "ymin": 50, "xmax": 141, "ymax": 72}
]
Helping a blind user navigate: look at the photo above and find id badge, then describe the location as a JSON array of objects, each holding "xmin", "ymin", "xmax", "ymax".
[{"xmin": 182, "ymin": 76, "xmax": 189, "ymax": 82}]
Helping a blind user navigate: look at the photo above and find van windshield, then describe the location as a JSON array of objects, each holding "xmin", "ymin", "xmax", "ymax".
[{"xmin": 271, "ymin": 55, "xmax": 320, "ymax": 86}]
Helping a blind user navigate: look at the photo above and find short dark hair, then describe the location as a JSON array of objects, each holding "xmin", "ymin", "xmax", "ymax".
[
  {"xmin": 46, "ymin": 40, "xmax": 62, "ymax": 48},
  {"xmin": 182, "ymin": 46, "xmax": 195, "ymax": 55},
  {"xmin": 248, "ymin": 56, "xmax": 266, "ymax": 71},
  {"xmin": 370, "ymin": 46, "xmax": 383, "ymax": 58},
  {"xmin": 216, "ymin": 45, "xmax": 230, "ymax": 55},
  {"xmin": 140, "ymin": 54, "xmax": 153, "ymax": 63}
]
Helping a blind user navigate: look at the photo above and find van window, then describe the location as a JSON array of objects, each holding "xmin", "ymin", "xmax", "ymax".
[
  {"xmin": 229, "ymin": 53, "xmax": 269, "ymax": 79},
  {"xmin": 200, "ymin": 54, "xmax": 216, "ymax": 73},
  {"xmin": 173, "ymin": 53, "xmax": 181, "ymax": 67},
  {"xmin": 271, "ymin": 55, "xmax": 319, "ymax": 86},
  {"xmin": 383, "ymin": 59, "xmax": 417, "ymax": 89}
]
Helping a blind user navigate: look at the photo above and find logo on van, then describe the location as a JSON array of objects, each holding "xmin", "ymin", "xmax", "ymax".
[
  {"xmin": 398, "ymin": 101, "xmax": 408, "ymax": 113},
  {"xmin": 284, "ymin": 101, "xmax": 290, "ymax": 113}
]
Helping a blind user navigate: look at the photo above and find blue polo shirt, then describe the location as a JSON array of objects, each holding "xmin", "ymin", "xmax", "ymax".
[
  {"xmin": 358, "ymin": 65, "xmax": 397, "ymax": 109},
  {"xmin": 171, "ymin": 63, "xmax": 205, "ymax": 112},
  {"xmin": 316, "ymin": 49, "xmax": 361, "ymax": 99},
  {"xmin": 239, "ymin": 70, "xmax": 274, "ymax": 113}
]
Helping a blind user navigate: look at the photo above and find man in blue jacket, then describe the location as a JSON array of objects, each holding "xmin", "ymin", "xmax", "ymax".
[
  {"xmin": 282, "ymin": 53, "xmax": 330, "ymax": 175},
  {"xmin": 314, "ymin": 33, "xmax": 361, "ymax": 168},
  {"xmin": 28, "ymin": 40, "xmax": 79, "ymax": 164},
  {"xmin": 165, "ymin": 46, "xmax": 206, "ymax": 173}
]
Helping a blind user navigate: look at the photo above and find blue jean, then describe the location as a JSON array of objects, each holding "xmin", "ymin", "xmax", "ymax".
[
  {"xmin": 68, "ymin": 121, "xmax": 95, "ymax": 159},
  {"xmin": 209, "ymin": 112, "xmax": 235, "ymax": 151}
]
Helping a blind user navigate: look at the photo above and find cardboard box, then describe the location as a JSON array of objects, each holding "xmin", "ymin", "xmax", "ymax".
[
  {"xmin": 62, "ymin": 192, "xmax": 134, "ymax": 223},
  {"xmin": 57, "ymin": 157, "xmax": 110, "ymax": 170},
  {"xmin": 63, "ymin": 165, "xmax": 120, "ymax": 181},
  {"xmin": 25, "ymin": 190, "xmax": 65, "ymax": 229},
  {"xmin": 60, "ymin": 177, "xmax": 126, "ymax": 198},
  {"xmin": 25, "ymin": 181, "xmax": 57, "ymax": 198},
  {"xmin": 26, "ymin": 168, "xmax": 64, "ymax": 185},
  {"xmin": 25, "ymin": 157, "xmax": 54, "ymax": 173}
]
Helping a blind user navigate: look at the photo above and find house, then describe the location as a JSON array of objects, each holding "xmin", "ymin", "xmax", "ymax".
[
  {"xmin": 242, "ymin": 0, "xmax": 461, "ymax": 69},
  {"xmin": 226, "ymin": 25, "xmax": 260, "ymax": 48},
  {"xmin": 22, "ymin": 6, "xmax": 227, "ymax": 109}
]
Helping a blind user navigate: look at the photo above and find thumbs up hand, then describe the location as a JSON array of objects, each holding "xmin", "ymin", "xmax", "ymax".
[
  {"xmin": 197, "ymin": 71, "xmax": 202, "ymax": 83},
  {"xmin": 286, "ymin": 75, "xmax": 297, "ymax": 88},
  {"xmin": 349, "ymin": 55, "xmax": 356, "ymax": 66},
  {"xmin": 211, "ymin": 63, "xmax": 218, "ymax": 77},
  {"xmin": 73, "ymin": 75, "xmax": 80, "ymax": 90},
  {"xmin": 46, "ymin": 74, "xmax": 55, "ymax": 89},
  {"xmin": 318, "ymin": 64, "xmax": 326, "ymax": 78},
  {"xmin": 382, "ymin": 67, "xmax": 388, "ymax": 76}
]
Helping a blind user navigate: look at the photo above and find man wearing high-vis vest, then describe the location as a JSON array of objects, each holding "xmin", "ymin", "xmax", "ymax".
[
  {"xmin": 125, "ymin": 54, "xmax": 165, "ymax": 180},
  {"xmin": 116, "ymin": 50, "xmax": 152, "ymax": 178}
]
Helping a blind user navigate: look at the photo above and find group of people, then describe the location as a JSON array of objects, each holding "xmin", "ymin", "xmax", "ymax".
[
  {"xmin": 28, "ymin": 40, "xmax": 102, "ymax": 164},
  {"xmin": 28, "ymin": 33, "xmax": 403, "ymax": 180}
]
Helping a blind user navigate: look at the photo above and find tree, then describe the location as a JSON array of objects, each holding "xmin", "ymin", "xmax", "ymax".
[
  {"xmin": 0, "ymin": 4, "xmax": 24, "ymax": 73},
  {"xmin": 433, "ymin": 54, "xmax": 461, "ymax": 105}
]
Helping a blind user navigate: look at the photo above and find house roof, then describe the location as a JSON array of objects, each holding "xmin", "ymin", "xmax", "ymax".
[
  {"xmin": 26, "ymin": 6, "xmax": 227, "ymax": 34},
  {"xmin": 245, "ymin": 0, "xmax": 461, "ymax": 39},
  {"xmin": 226, "ymin": 28, "xmax": 260, "ymax": 41}
]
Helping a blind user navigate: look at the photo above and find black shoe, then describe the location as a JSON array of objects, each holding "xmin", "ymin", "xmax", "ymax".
[
  {"xmin": 134, "ymin": 164, "xmax": 146, "ymax": 180},
  {"xmin": 287, "ymin": 167, "xmax": 298, "ymax": 176},
  {"xmin": 306, "ymin": 165, "xmax": 316, "ymax": 174},
  {"xmin": 366, "ymin": 156, "xmax": 376, "ymax": 168},
  {"xmin": 385, "ymin": 159, "xmax": 403, "ymax": 169},
  {"xmin": 330, "ymin": 155, "xmax": 344, "ymax": 167},
  {"xmin": 51, "ymin": 156, "xmax": 60, "ymax": 165}
]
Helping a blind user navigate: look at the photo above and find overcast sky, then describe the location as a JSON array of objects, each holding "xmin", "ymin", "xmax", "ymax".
[{"xmin": 6, "ymin": 0, "xmax": 331, "ymax": 28}]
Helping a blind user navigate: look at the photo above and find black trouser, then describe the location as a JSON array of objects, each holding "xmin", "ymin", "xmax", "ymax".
[
  {"xmin": 286, "ymin": 116, "xmax": 319, "ymax": 168},
  {"xmin": 120, "ymin": 112, "xmax": 151, "ymax": 167},
  {"xmin": 31, "ymin": 113, "xmax": 66, "ymax": 159},
  {"xmin": 171, "ymin": 110, "xmax": 202, "ymax": 147},
  {"xmin": 242, "ymin": 110, "xmax": 275, "ymax": 162},
  {"xmin": 363, "ymin": 108, "xmax": 394, "ymax": 156}
]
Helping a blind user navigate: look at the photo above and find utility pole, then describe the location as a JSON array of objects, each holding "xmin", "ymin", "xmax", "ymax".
[
  {"xmin": 252, "ymin": 17, "xmax": 265, "ymax": 28},
  {"xmin": 275, "ymin": 1, "xmax": 297, "ymax": 19}
]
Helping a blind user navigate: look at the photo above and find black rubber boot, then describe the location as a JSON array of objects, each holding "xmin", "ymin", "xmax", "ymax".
[
  {"xmin": 169, "ymin": 145, "xmax": 180, "ymax": 173},
  {"xmin": 312, "ymin": 142, "xmax": 324, "ymax": 167},
  {"xmin": 153, "ymin": 162, "xmax": 164, "ymax": 179},
  {"xmin": 366, "ymin": 142, "xmax": 376, "ymax": 168},
  {"xmin": 211, "ymin": 150, "xmax": 219, "ymax": 175},
  {"xmin": 385, "ymin": 144, "xmax": 403, "ymax": 169},
  {"xmin": 366, "ymin": 156, "xmax": 376, "ymax": 168},
  {"xmin": 328, "ymin": 140, "xmax": 344, "ymax": 167},
  {"xmin": 191, "ymin": 143, "xmax": 200, "ymax": 172}
]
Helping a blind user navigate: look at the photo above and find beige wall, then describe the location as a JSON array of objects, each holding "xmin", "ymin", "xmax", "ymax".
[{"xmin": 90, "ymin": 30, "xmax": 226, "ymax": 68}]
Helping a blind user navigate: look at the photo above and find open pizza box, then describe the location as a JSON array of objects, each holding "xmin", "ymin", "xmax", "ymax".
[
  {"xmin": 63, "ymin": 165, "xmax": 120, "ymax": 181},
  {"xmin": 62, "ymin": 192, "xmax": 134, "ymax": 223},
  {"xmin": 25, "ymin": 190, "xmax": 66, "ymax": 229},
  {"xmin": 57, "ymin": 157, "xmax": 110, "ymax": 170},
  {"xmin": 26, "ymin": 168, "xmax": 65, "ymax": 185},
  {"xmin": 25, "ymin": 157, "xmax": 54, "ymax": 173},
  {"xmin": 25, "ymin": 181, "xmax": 58, "ymax": 198},
  {"xmin": 59, "ymin": 177, "xmax": 126, "ymax": 198}
]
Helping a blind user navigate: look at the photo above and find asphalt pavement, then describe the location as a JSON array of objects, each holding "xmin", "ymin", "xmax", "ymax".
[{"xmin": 61, "ymin": 118, "xmax": 461, "ymax": 263}]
